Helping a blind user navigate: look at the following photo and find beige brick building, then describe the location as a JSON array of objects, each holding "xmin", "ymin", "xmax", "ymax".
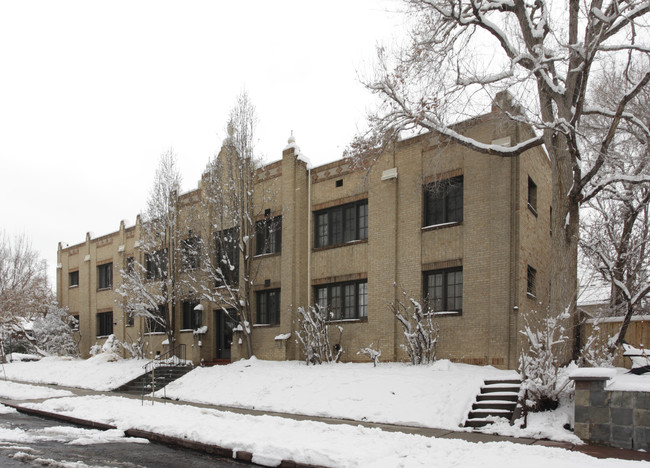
[{"xmin": 57, "ymin": 102, "xmax": 552, "ymax": 369}]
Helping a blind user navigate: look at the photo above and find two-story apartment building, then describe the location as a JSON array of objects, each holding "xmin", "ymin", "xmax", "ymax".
[{"xmin": 57, "ymin": 100, "xmax": 552, "ymax": 369}]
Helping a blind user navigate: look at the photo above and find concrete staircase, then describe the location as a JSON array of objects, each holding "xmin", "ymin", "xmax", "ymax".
[
  {"xmin": 464, "ymin": 379, "xmax": 522, "ymax": 428},
  {"xmin": 115, "ymin": 365, "xmax": 193, "ymax": 395}
]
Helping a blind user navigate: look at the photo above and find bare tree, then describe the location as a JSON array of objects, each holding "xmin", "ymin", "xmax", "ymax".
[
  {"xmin": 117, "ymin": 149, "xmax": 189, "ymax": 351},
  {"xmin": 189, "ymin": 91, "xmax": 271, "ymax": 358},
  {"xmin": 349, "ymin": 0, "xmax": 650, "ymax": 353},
  {"xmin": 0, "ymin": 232, "xmax": 53, "ymax": 332},
  {"xmin": 580, "ymin": 64, "xmax": 650, "ymax": 346}
]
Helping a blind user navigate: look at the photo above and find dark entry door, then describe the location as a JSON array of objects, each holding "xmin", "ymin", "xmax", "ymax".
[{"xmin": 215, "ymin": 309, "xmax": 237, "ymax": 360}]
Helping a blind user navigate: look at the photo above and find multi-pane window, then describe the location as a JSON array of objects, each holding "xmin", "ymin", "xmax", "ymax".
[
  {"xmin": 97, "ymin": 263, "xmax": 113, "ymax": 290},
  {"xmin": 182, "ymin": 301, "xmax": 201, "ymax": 330},
  {"xmin": 315, "ymin": 200, "xmax": 368, "ymax": 248},
  {"xmin": 255, "ymin": 216, "xmax": 282, "ymax": 255},
  {"xmin": 69, "ymin": 270, "xmax": 79, "ymax": 288},
  {"xmin": 528, "ymin": 176, "xmax": 538, "ymax": 215},
  {"xmin": 425, "ymin": 268, "xmax": 463, "ymax": 313},
  {"xmin": 215, "ymin": 227, "xmax": 239, "ymax": 286},
  {"xmin": 424, "ymin": 176, "xmax": 463, "ymax": 226},
  {"xmin": 146, "ymin": 249, "xmax": 168, "ymax": 280},
  {"xmin": 181, "ymin": 237, "xmax": 201, "ymax": 270},
  {"xmin": 315, "ymin": 280, "xmax": 368, "ymax": 320},
  {"xmin": 527, "ymin": 265, "xmax": 537, "ymax": 297},
  {"xmin": 256, "ymin": 289, "xmax": 280, "ymax": 325},
  {"xmin": 97, "ymin": 311, "xmax": 113, "ymax": 336},
  {"xmin": 146, "ymin": 305, "xmax": 166, "ymax": 333}
]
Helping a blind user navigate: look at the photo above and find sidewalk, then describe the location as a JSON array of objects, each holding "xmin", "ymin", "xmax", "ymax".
[{"xmin": 1, "ymin": 380, "xmax": 648, "ymax": 465}]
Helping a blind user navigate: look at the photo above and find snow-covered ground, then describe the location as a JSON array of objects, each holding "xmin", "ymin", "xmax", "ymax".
[
  {"xmin": 0, "ymin": 380, "xmax": 74, "ymax": 400},
  {"xmin": 0, "ymin": 353, "xmax": 146, "ymax": 391},
  {"xmin": 2, "ymin": 356, "xmax": 581, "ymax": 442},
  {"xmin": 15, "ymin": 394, "xmax": 642, "ymax": 468},
  {"xmin": 159, "ymin": 357, "xmax": 518, "ymax": 430},
  {"xmin": 0, "ymin": 357, "xmax": 647, "ymax": 467}
]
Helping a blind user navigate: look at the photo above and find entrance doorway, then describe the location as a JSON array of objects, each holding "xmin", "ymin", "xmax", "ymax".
[{"xmin": 214, "ymin": 309, "xmax": 238, "ymax": 360}]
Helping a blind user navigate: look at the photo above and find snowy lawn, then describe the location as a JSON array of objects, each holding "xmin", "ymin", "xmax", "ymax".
[
  {"xmin": 0, "ymin": 354, "xmax": 146, "ymax": 391},
  {"xmin": 159, "ymin": 357, "xmax": 518, "ymax": 430},
  {"xmin": 18, "ymin": 395, "xmax": 643, "ymax": 468}
]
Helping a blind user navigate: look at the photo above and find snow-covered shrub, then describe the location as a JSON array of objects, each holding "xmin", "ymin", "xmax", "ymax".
[
  {"xmin": 90, "ymin": 334, "xmax": 122, "ymax": 360},
  {"xmin": 357, "ymin": 344, "xmax": 381, "ymax": 367},
  {"xmin": 295, "ymin": 305, "xmax": 343, "ymax": 365},
  {"xmin": 391, "ymin": 292, "xmax": 439, "ymax": 365},
  {"xmin": 519, "ymin": 307, "xmax": 574, "ymax": 411},
  {"xmin": 121, "ymin": 335, "xmax": 146, "ymax": 359},
  {"xmin": 32, "ymin": 306, "xmax": 78, "ymax": 356},
  {"xmin": 578, "ymin": 318, "xmax": 617, "ymax": 368}
]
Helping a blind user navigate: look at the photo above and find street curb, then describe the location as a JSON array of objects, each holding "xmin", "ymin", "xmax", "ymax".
[
  {"xmin": 4, "ymin": 403, "xmax": 327, "ymax": 468},
  {"xmin": 4, "ymin": 402, "xmax": 117, "ymax": 431}
]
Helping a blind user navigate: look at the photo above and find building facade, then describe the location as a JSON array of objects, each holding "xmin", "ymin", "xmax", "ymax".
[{"xmin": 57, "ymin": 102, "xmax": 552, "ymax": 369}]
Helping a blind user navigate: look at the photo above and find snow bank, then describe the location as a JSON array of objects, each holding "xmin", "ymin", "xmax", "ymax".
[
  {"xmin": 24, "ymin": 395, "xmax": 642, "ymax": 468},
  {"xmin": 607, "ymin": 373, "xmax": 650, "ymax": 392},
  {"xmin": 159, "ymin": 358, "xmax": 518, "ymax": 430},
  {"xmin": 0, "ymin": 355, "xmax": 146, "ymax": 391}
]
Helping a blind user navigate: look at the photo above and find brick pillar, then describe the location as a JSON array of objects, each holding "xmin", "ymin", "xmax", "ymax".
[{"xmin": 573, "ymin": 375, "xmax": 612, "ymax": 445}]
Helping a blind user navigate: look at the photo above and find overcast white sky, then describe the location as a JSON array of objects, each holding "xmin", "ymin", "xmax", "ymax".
[{"xmin": 0, "ymin": 1, "xmax": 404, "ymax": 285}]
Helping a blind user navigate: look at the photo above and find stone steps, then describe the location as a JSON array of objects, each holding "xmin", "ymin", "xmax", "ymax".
[
  {"xmin": 464, "ymin": 379, "xmax": 521, "ymax": 428},
  {"xmin": 115, "ymin": 366, "xmax": 193, "ymax": 395}
]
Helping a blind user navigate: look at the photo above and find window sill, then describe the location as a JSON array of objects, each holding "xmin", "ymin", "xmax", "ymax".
[
  {"xmin": 432, "ymin": 311, "xmax": 462, "ymax": 317},
  {"xmin": 253, "ymin": 252, "xmax": 281, "ymax": 259},
  {"xmin": 180, "ymin": 329, "xmax": 195, "ymax": 333},
  {"xmin": 69, "ymin": 285, "xmax": 79, "ymax": 289},
  {"xmin": 528, "ymin": 204, "xmax": 538, "ymax": 217},
  {"xmin": 313, "ymin": 238, "xmax": 367, "ymax": 252},
  {"xmin": 422, "ymin": 222, "xmax": 462, "ymax": 232},
  {"xmin": 96, "ymin": 334, "xmax": 111, "ymax": 339},
  {"xmin": 526, "ymin": 292, "xmax": 537, "ymax": 300},
  {"xmin": 326, "ymin": 317, "xmax": 368, "ymax": 324},
  {"xmin": 97, "ymin": 287, "xmax": 113, "ymax": 292},
  {"xmin": 253, "ymin": 323, "xmax": 280, "ymax": 327},
  {"xmin": 145, "ymin": 332, "xmax": 166, "ymax": 336}
]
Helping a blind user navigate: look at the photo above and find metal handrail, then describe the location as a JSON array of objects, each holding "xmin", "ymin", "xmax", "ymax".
[{"xmin": 141, "ymin": 344, "xmax": 189, "ymax": 405}]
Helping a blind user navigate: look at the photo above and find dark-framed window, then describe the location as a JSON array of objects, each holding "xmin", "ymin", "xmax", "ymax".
[
  {"xmin": 256, "ymin": 289, "xmax": 280, "ymax": 325},
  {"xmin": 146, "ymin": 304, "xmax": 166, "ymax": 333},
  {"xmin": 146, "ymin": 249, "xmax": 168, "ymax": 280},
  {"xmin": 97, "ymin": 311, "xmax": 113, "ymax": 336},
  {"xmin": 527, "ymin": 265, "xmax": 537, "ymax": 297},
  {"xmin": 181, "ymin": 237, "xmax": 201, "ymax": 270},
  {"xmin": 314, "ymin": 199, "xmax": 368, "ymax": 248},
  {"xmin": 182, "ymin": 301, "xmax": 201, "ymax": 330},
  {"xmin": 215, "ymin": 227, "xmax": 239, "ymax": 286},
  {"xmin": 425, "ymin": 268, "xmax": 463, "ymax": 313},
  {"xmin": 255, "ymin": 216, "xmax": 282, "ymax": 255},
  {"xmin": 424, "ymin": 176, "xmax": 463, "ymax": 226},
  {"xmin": 97, "ymin": 263, "xmax": 113, "ymax": 290},
  {"xmin": 71, "ymin": 314, "xmax": 79, "ymax": 330},
  {"xmin": 528, "ymin": 176, "xmax": 538, "ymax": 215},
  {"xmin": 69, "ymin": 270, "xmax": 79, "ymax": 288},
  {"xmin": 314, "ymin": 280, "xmax": 368, "ymax": 320}
]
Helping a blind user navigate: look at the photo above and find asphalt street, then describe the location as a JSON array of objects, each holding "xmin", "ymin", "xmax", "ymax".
[{"xmin": 0, "ymin": 410, "xmax": 254, "ymax": 468}]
